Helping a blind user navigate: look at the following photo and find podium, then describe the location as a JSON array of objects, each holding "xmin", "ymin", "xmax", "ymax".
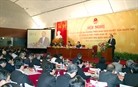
[{"xmin": 101, "ymin": 47, "xmax": 112, "ymax": 62}]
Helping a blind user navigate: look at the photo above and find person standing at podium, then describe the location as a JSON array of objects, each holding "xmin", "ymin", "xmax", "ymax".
[{"xmin": 108, "ymin": 34, "xmax": 116, "ymax": 59}]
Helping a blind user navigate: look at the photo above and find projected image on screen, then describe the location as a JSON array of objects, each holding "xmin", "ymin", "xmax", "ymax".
[{"xmin": 27, "ymin": 30, "xmax": 51, "ymax": 49}]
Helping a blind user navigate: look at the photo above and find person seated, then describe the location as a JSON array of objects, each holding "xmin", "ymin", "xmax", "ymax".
[
  {"xmin": 24, "ymin": 53, "xmax": 34, "ymax": 67},
  {"xmin": 112, "ymin": 56, "xmax": 123, "ymax": 73},
  {"xmin": 123, "ymin": 63, "xmax": 138, "ymax": 86},
  {"xmin": 58, "ymin": 42, "xmax": 64, "ymax": 47},
  {"xmin": 55, "ymin": 54, "xmax": 64, "ymax": 64},
  {"xmin": 0, "ymin": 69, "xmax": 10, "ymax": 86},
  {"xmin": 69, "ymin": 75, "xmax": 85, "ymax": 87},
  {"xmin": 96, "ymin": 57, "xmax": 107, "ymax": 71},
  {"xmin": 50, "ymin": 54, "xmax": 58, "ymax": 64},
  {"xmin": 76, "ymin": 59, "xmax": 91, "ymax": 80},
  {"xmin": 5, "ymin": 56, "xmax": 15, "ymax": 73},
  {"xmin": 32, "ymin": 54, "xmax": 41, "ymax": 66},
  {"xmin": 52, "ymin": 42, "xmax": 58, "ymax": 47},
  {"xmin": 0, "ymin": 69, "xmax": 20, "ymax": 87},
  {"xmin": 0, "ymin": 59, "xmax": 7, "ymax": 70},
  {"xmin": 10, "ymin": 58, "xmax": 33, "ymax": 86},
  {"xmin": 41, "ymin": 54, "xmax": 51, "ymax": 72},
  {"xmin": 99, "ymin": 64, "xmax": 122, "ymax": 87},
  {"xmin": 67, "ymin": 41, "xmax": 72, "ymax": 46},
  {"xmin": 76, "ymin": 41, "xmax": 81, "ymax": 48},
  {"xmin": 72, "ymin": 53, "xmax": 82, "ymax": 64},
  {"xmin": 37, "ymin": 63, "xmax": 56, "ymax": 87},
  {"xmin": 122, "ymin": 59, "xmax": 134, "ymax": 73},
  {"xmin": 56, "ymin": 64, "xmax": 78, "ymax": 87}
]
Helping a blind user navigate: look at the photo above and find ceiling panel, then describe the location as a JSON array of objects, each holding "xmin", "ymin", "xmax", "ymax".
[
  {"xmin": 109, "ymin": 0, "xmax": 138, "ymax": 12},
  {"xmin": 10, "ymin": 0, "xmax": 87, "ymax": 16}
]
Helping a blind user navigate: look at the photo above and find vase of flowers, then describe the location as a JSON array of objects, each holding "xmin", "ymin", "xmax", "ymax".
[{"xmin": 98, "ymin": 42, "xmax": 109, "ymax": 52}]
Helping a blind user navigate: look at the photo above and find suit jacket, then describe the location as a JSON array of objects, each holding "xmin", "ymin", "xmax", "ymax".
[
  {"xmin": 76, "ymin": 44, "xmax": 81, "ymax": 48},
  {"xmin": 108, "ymin": 38, "xmax": 116, "ymax": 49},
  {"xmin": 32, "ymin": 58, "xmax": 41, "ymax": 66},
  {"xmin": 38, "ymin": 37, "xmax": 49, "ymax": 48},
  {"xmin": 72, "ymin": 58, "xmax": 82, "ymax": 64},
  {"xmin": 122, "ymin": 67, "xmax": 131, "ymax": 73},
  {"xmin": 56, "ymin": 74, "xmax": 71, "ymax": 87},
  {"xmin": 37, "ymin": 72, "xmax": 56, "ymax": 87},
  {"xmin": 77, "ymin": 66, "xmax": 91, "ymax": 80},
  {"xmin": 10, "ymin": 70, "xmax": 33, "ymax": 86},
  {"xmin": 96, "ymin": 63, "xmax": 107, "ymax": 71},
  {"xmin": 123, "ymin": 73, "xmax": 138, "ymax": 86},
  {"xmin": 5, "ymin": 63, "xmax": 15, "ymax": 73},
  {"xmin": 99, "ymin": 71, "xmax": 122, "ymax": 87},
  {"xmin": 112, "ymin": 62, "xmax": 123, "ymax": 73}
]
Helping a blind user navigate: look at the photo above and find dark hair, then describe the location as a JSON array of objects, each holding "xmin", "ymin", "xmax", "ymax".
[
  {"xmin": 6, "ymin": 56, "xmax": 13, "ymax": 62},
  {"xmin": 107, "ymin": 64, "xmax": 115, "ymax": 72},
  {"xmin": 14, "ymin": 59, "xmax": 24, "ymax": 69},
  {"xmin": 99, "ymin": 57, "xmax": 106, "ymax": 63},
  {"xmin": 58, "ymin": 54, "xmax": 62, "ymax": 57},
  {"xmin": 76, "ymin": 59, "xmax": 83, "ymax": 65},
  {"xmin": 113, "ymin": 56, "xmax": 120, "ymax": 62},
  {"xmin": 67, "ymin": 64, "xmax": 78, "ymax": 74},
  {"xmin": 45, "ymin": 63, "xmax": 56, "ymax": 72},
  {"xmin": 0, "ymin": 69, "xmax": 9, "ymax": 81},
  {"xmin": 0, "ymin": 59, "xmax": 7, "ymax": 64},
  {"xmin": 69, "ymin": 75, "xmax": 85, "ymax": 87}
]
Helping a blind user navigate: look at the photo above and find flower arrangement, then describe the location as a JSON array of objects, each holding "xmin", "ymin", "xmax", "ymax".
[
  {"xmin": 98, "ymin": 41, "xmax": 109, "ymax": 51},
  {"xmin": 52, "ymin": 38, "xmax": 63, "ymax": 47}
]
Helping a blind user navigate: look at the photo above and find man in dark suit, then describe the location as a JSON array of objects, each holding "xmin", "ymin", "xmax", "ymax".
[
  {"xmin": 0, "ymin": 59, "xmax": 7, "ymax": 70},
  {"xmin": 108, "ymin": 34, "xmax": 116, "ymax": 59},
  {"xmin": 37, "ymin": 31, "xmax": 50, "ymax": 48},
  {"xmin": 72, "ymin": 53, "xmax": 82, "ymax": 64},
  {"xmin": 10, "ymin": 59, "xmax": 33, "ymax": 86},
  {"xmin": 37, "ymin": 63, "xmax": 56, "ymax": 87},
  {"xmin": 56, "ymin": 64, "xmax": 78, "ymax": 87},
  {"xmin": 76, "ymin": 41, "xmax": 82, "ymax": 48},
  {"xmin": 0, "ymin": 69, "xmax": 20, "ymax": 87},
  {"xmin": 5, "ymin": 57, "xmax": 15, "ymax": 73},
  {"xmin": 76, "ymin": 59, "xmax": 91, "ymax": 80},
  {"xmin": 123, "ymin": 63, "xmax": 138, "ymax": 86},
  {"xmin": 55, "ymin": 54, "xmax": 64, "ymax": 64},
  {"xmin": 99, "ymin": 64, "xmax": 122, "ymax": 87},
  {"xmin": 0, "ymin": 69, "xmax": 10, "ymax": 86}
]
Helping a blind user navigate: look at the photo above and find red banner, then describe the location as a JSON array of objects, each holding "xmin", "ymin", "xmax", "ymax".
[{"xmin": 56, "ymin": 21, "xmax": 67, "ymax": 45}]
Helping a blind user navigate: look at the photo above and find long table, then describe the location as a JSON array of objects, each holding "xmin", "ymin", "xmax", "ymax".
[{"xmin": 47, "ymin": 47, "xmax": 93, "ymax": 61}]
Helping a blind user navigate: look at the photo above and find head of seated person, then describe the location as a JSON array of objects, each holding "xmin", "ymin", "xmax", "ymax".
[
  {"xmin": 67, "ymin": 41, "xmax": 72, "ymax": 46},
  {"xmin": 44, "ymin": 63, "xmax": 56, "ymax": 75},
  {"xmin": 76, "ymin": 41, "xmax": 81, "ymax": 48},
  {"xmin": 14, "ymin": 58, "xmax": 24, "ymax": 70},
  {"xmin": 0, "ymin": 59, "xmax": 7, "ymax": 69},
  {"xmin": 77, "ymin": 53, "xmax": 82, "ymax": 59},
  {"xmin": 106, "ymin": 64, "xmax": 115, "ymax": 73},
  {"xmin": 69, "ymin": 75, "xmax": 85, "ymax": 87},
  {"xmin": 67, "ymin": 64, "xmax": 78, "ymax": 78}
]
